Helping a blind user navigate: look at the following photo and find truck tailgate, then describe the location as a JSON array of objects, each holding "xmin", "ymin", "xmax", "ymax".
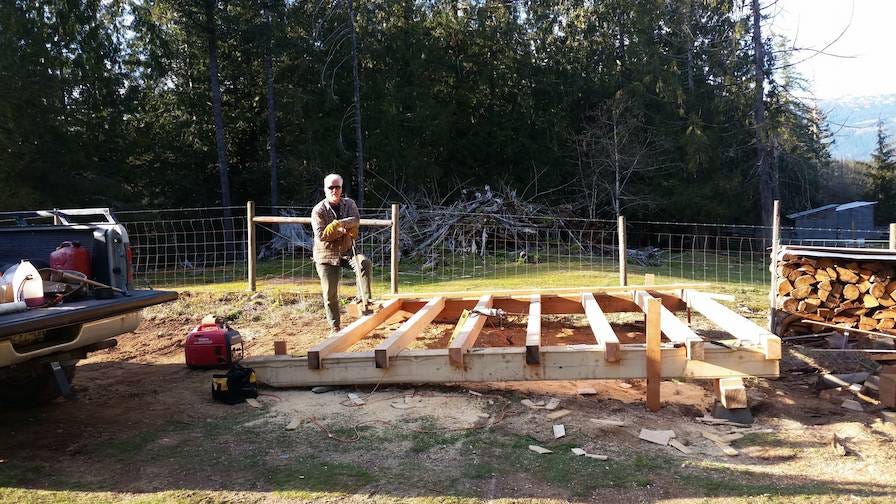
[{"xmin": 0, "ymin": 290, "xmax": 178, "ymax": 340}]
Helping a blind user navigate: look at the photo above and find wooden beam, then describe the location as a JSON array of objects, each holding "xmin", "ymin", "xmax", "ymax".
[
  {"xmin": 644, "ymin": 273, "xmax": 655, "ymax": 286},
  {"xmin": 633, "ymin": 290, "xmax": 705, "ymax": 360},
  {"xmin": 383, "ymin": 283, "xmax": 711, "ymax": 300},
  {"xmin": 390, "ymin": 203, "xmax": 399, "ymax": 295},
  {"xmin": 526, "ymin": 294, "xmax": 541, "ymax": 365},
  {"xmin": 253, "ymin": 216, "xmax": 393, "ymax": 227},
  {"xmin": 402, "ymin": 292, "xmax": 688, "ymax": 320},
  {"xmin": 307, "ymin": 298, "xmax": 402, "ymax": 369},
  {"xmin": 683, "ymin": 290, "xmax": 781, "ymax": 360},
  {"xmin": 618, "ymin": 215, "xmax": 628, "ymax": 286},
  {"xmin": 646, "ymin": 297, "xmax": 662, "ymax": 412},
  {"xmin": 448, "ymin": 294, "xmax": 493, "ymax": 368},
  {"xmin": 582, "ymin": 293, "xmax": 620, "ymax": 362},
  {"xmin": 374, "ymin": 297, "xmax": 445, "ymax": 368},
  {"xmin": 246, "ymin": 344, "xmax": 779, "ymax": 388}
]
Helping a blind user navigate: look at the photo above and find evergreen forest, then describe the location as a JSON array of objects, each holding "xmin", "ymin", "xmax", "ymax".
[{"xmin": 2, "ymin": 0, "xmax": 890, "ymax": 224}]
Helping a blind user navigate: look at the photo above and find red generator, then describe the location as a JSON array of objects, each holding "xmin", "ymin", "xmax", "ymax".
[{"xmin": 184, "ymin": 322, "xmax": 244, "ymax": 369}]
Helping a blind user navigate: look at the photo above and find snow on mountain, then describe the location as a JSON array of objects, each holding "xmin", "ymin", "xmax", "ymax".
[{"xmin": 820, "ymin": 94, "xmax": 896, "ymax": 161}]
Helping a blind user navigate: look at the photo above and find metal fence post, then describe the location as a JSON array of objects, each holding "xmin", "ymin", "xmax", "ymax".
[
  {"xmin": 617, "ymin": 215, "xmax": 627, "ymax": 286},
  {"xmin": 391, "ymin": 203, "xmax": 399, "ymax": 295},
  {"xmin": 247, "ymin": 201, "xmax": 256, "ymax": 292},
  {"xmin": 890, "ymin": 223, "xmax": 896, "ymax": 250}
]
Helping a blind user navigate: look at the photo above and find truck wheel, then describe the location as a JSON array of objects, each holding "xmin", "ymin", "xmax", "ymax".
[{"xmin": 0, "ymin": 364, "xmax": 76, "ymax": 407}]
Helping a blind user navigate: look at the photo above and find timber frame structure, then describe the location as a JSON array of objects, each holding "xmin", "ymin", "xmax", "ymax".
[{"xmin": 245, "ymin": 284, "xmax": 781, "ymax": 410}]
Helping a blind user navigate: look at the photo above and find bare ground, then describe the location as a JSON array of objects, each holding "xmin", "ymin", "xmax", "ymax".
[{"xmin": 0, "ymin": 291, "xmax": 895, "ymax": 503}]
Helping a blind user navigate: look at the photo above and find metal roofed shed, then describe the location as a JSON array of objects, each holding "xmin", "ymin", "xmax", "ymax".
[{"xmin": 785, "ymin": 201, "xmax": 879, "ymax": 240}]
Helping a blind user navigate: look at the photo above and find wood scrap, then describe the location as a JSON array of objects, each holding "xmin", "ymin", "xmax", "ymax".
[
  {"xmin": 639, "ymin": 429, "xmax": 676, "ymax": 446},
  {"xmin": 553, "ymin": 424, "xmax": 566, "ymax": 439},
  {"xmin": 546, "ymin": 409, "xmax": 571, "ymax": 420},
  {"xmin": 528, "ymin": 445, "xmax": 552, "ymax": 454}
]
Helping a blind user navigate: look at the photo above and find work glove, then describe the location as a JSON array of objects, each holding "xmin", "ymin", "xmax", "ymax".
[{"xmin": 321, "ymin": 220, "xmax": 345, "ymax": 241}]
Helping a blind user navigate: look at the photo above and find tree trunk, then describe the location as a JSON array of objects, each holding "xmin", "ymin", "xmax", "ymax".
[
  {"xmin": 264, "ymin": 1, "xmax": 278, "ymax": 208},
  {"xmin": 206, "ymin": 0, "xmax": 231, "ymax": 212},
  {"xmin": 752, "ymin": 0, "xmax": 775, "ymax": 226},
  {"xmin": 347, "ymin": 0, "xmax": 365, "ymax": 209}
]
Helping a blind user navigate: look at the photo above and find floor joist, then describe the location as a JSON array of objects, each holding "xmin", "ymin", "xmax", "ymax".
[
  {"xmin": 448, "ymin": 294, "xmax": 493, "ymax": 368},
  {"xmin": 682, "ymin": 290, "xmax": 782, "ymax": 360},
  {"xmin": 307, "ymin": 298, "xmax": 402, "ymax": 369},
  {"xmin": 633, "ymin": 290, "xmax": 705, "ymax": 360},
  {"xmin": 374, "ymin": 296, "xmax": 445, "ymax": 368},
  {"xmin": 525, "ymin": 294, "xmax": 541, "ymax": 365},
  {"xmin": 582, "ymin": 293, "xmax": 620, "ymax": 362}
]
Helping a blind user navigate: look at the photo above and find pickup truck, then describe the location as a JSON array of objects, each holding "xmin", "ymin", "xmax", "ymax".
[{"xmin": 0, "ymin": 208, "xmax": 177, "ymax": 406}]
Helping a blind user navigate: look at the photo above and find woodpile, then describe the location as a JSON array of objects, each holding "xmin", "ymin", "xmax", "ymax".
[{"xmin": 775, "ymin": 254, "xmax": 896, "ymax": 336}]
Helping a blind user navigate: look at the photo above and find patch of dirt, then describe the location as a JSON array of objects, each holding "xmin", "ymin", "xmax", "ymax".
[{"xmin": 2, "ymin": 290, "xmax": 896, "ymax": 502}]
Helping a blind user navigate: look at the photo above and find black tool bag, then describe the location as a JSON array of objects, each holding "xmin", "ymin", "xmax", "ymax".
[{"xmin": 211, "ymin": 364, "xmax": 258, "ymax": 405}]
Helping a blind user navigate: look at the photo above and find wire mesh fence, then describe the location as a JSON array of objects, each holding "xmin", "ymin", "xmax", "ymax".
[{"xmin": 114, "ymin": 205, "xmax": 892, "ymax": 291}]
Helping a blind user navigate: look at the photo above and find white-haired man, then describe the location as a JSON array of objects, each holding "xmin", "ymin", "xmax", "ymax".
[{"xmin": 311, "ymin": 173, "xmax": 373, "ymax": 331}]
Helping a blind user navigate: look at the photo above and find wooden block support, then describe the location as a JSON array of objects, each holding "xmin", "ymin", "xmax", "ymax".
[
  {"xmin": 374, "ymin": 296, "xmax": 445, "ymax": 368},
  {"xmin": 307, "ymin": 298, "xmax": 402, "ymax": 369},
  {"xmin": 881, "ymin": 367, "xmax": 896, "ymax": 408},
  {"xmin": 646, "ymin": 297, "xmax": 662, "ymax": 411},
  {"xmin": 525, "ymin": 294, "xmax": 541, "ymax": 365},
  {"xmin": 448, "ymin": 294, "xmax": 493, "ymax": 368},
  {"xmin": 582, "ymin": 292, "xmax": 620, "ymax": 362},
  {"xmin": 714, "ymin": 377, "xmax": 749, "ymax": 409},
  {"xmin": 247, "ymin": 201, "xmax": 256, "ymax": 292},
  {"xmin": 274, "ymin": 341, "xmax": 287, "ymax": 355}
]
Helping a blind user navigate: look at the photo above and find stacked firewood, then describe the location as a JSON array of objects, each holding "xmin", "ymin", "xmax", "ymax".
[{"xmin": 776, "ymin": 255, "xmax": 896, "ymax": 335}]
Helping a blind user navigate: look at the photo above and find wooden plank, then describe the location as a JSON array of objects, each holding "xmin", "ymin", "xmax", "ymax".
[
  {"xmin": 307, "ymin": 299, "xmax": 402, "ymax": 369},
  {"xmin": 684, "ymin": 290, "xmax": 781, "ymax": 360},
  {"xmin": 247, "ymin": 344, "xmax": 780, "ymax": 387},
  {"xmin": 525, "ymin": 294, "xmax": 541, "ymax": 365},
  {"xmin": 448, "ymin": 295, "xmax": 494, "ymax": 368},
  {"xmin": 633, "ymin": 290, "xmax": 705, "ymax": 360},
  {"xmin": 253, "ymin": 216, "xmax": 393, "ymax": 227},
  {"xmin": 383, "ymin": 283, "xmax": 711, "ymax": 300},
  {"xmin": 646, "ymin": 297, "xmax": 662, "ymax": 411},
  {"xmin": 374, "ymin": 297, "xmax": 445, "ymax": 368},
  {"xmin": 582, "ymin": 293, "xmax": 620, "ymax": 362}
]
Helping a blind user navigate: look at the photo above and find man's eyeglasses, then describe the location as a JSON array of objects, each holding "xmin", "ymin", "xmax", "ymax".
[{"xmin": 327, "ymin": 185, "xmax": 342, "ymax": 190}]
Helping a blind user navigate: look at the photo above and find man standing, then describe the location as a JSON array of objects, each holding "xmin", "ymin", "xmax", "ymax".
[{"xmin": 311, "ymin": 173, "xmax": 373, "ymax": 332}]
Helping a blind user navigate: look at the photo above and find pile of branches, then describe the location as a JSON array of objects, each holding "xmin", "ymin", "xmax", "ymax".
[
  {"xmin": 398, "ymin": 185, "xmax": 580, "ymax": 261},
  {"xmin": 257, "ymin": 209, "xmax": 314, "ymax": 261}
]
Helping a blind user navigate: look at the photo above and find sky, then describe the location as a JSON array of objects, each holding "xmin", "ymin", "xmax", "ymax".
[{"xmin": 770, "ymin": 0, "xmax": 896, "ymax": 99}]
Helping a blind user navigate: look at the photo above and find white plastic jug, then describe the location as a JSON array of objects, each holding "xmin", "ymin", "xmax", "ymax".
[{"xmin": 2, "ymin": 261, "xmax": 44, "ymax": 308}]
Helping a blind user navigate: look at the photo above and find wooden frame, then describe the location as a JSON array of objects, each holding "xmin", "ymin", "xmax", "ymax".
[{"xmin": 247, "ymin": 284, "xmax": 781, "ymax": 411}]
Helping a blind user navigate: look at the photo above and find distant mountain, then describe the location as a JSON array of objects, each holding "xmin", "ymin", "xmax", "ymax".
[{"xmin": 820, "ymin": 94, "xmax": 896, "ymax": 161}]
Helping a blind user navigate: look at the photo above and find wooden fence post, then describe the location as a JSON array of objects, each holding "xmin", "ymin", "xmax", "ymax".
[
  {"xmin": 618, "ymin": 215, "xmax": 627, "ymax": 286},
  {"xmin": 890, "ymin": 223, "xmax": 896, "ymax": 250},
  {"xmin": 391, "ymin": 203, "xmax": 399, "ymax": 295},
  {"xmin": 768, "ymin": 200, "xmax": 780, "ymax": 332},
  {"xmin": 247, "ymin": 201, "xmax": 256, "ymax": 292}
]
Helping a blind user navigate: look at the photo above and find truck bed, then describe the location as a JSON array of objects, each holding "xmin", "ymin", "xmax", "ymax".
[{"xmin": 0, "ymin": 290, "xmax": 178, "ymax": 340}]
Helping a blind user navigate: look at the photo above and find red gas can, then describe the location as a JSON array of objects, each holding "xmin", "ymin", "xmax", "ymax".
[
  {"xmin": 50, "ymin": 241, "xmax": 92, "ymax": 278},
  {"xmin": 184, "ymin": 322, "xmax": 244, "ymax": 369}
]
